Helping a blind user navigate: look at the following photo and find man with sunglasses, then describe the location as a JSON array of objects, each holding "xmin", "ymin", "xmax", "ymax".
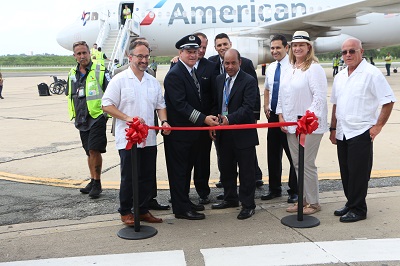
[
  {"xmin": 329, "ymin": 38, "xmax": 396, "ymax": 223},
  {"xmin": 67, "ymin": 41, "xmax": 111, "ymax": 198}
]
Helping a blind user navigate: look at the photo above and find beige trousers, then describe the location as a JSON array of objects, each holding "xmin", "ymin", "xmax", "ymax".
[{"xmin": 287, "ymin": 133, "xmax": 323, "ymax": 205}]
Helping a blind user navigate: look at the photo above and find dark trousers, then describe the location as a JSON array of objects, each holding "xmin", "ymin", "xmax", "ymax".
[
  {"xmin": 219, "ymin": 131, "xmax": 256, "ymax": 209},
  {"xmin": 267, "ymin": 112, "xmax": 298, "ymax": 195},
  {"xmin": 118, "ymin": 147, "xmax": 157, "ymax": 216},
  {"xmin": 337, "ymin": 130, "xmax": 373, "ymax": 216},
  {"xmin": 164, "ymin": 138, "xmax": 200, "ymax": 214},
  {"xmin": 333, "ymin": 66, "xmax": 339, "ymax": 76},
  {"xmin": 193, "ymin": 131, "xmax": 212, "ymax": 199},
  {"xmin": 385, "ymin": 64, "xmax": 391, "ymax": 76}
]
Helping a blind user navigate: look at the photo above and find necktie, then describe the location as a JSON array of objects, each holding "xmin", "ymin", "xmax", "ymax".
[
  {"xmin": 191, "ymin": 68, "xmax": 201, "ymax": 98},
  {"xmin": 220, "ymin": 60, "xmax": 224, "ymax": 74},
  {"xmin": 222, "ymin": 77, "xmax": 232, "ymax": 113},
  {"xmin": 271, "ymin": 62, "xmax": 281, "ymax": 113}
]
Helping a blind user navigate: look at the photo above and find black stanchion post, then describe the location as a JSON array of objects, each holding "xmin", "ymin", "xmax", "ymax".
[
  {"xmin": 117, "ymin": 144, "xmax": 158, "ymax": 239},
  {"xmin": 281, "ymin": 134, "xmax": 320, "ymax": 228}
]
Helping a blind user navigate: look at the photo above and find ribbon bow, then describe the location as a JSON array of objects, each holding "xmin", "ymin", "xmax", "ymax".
[
  {"xmin": 296, "ymin": 111, "xmax": 319, "ymax": 147},
  {"xmin": 125, "ymin": 117, "xmax": 149, "ymax": 150}
]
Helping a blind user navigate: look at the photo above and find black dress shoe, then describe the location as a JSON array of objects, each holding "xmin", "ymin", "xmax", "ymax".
[
  {"xmin": 340, "ymin": 211, "xmax": 366, "ymax": 223},
  {"xmin": 255, "ymin": 180, "xmax": 264, "ymax": 188},
  {"xmin": 211, "ymin": 201, "xmax": 239, "ymax": 209},
  {"xmin": 199, "ymin": 197, "xmax": 210, "ymax": 205},
  {"xmin": 287, "ymin": 194, "xmax": 298, "ymax": 203},
  {"xmin": 334, "ymin": 206, "xmax": 350, "ymax": 216},
  {"xmin": 216, "ymin": 193, "xmax": 224, "ymax": 200},
  {"xmin": 237, "ymin": 208, "xmax": 255, "ymax": 220},
  {"xmin": 261, "ymin": 192, "xmax": 282, "ymax": 200},
  {"xmin": 190, "ymin": 202, "xmax": 205, "ymax": 211},
  {"xmin": 215, "ymin": 181, "xmax": 223, "ymax": 188},
  {"xmin": 148, "ymin": 199, "xmax": 171, "ymax": 210},
  {"xmin": 175, "ymin": 210, "xmax": 205, "ymax": 220}
]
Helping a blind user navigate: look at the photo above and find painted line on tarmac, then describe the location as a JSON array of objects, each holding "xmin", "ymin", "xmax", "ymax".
[
  {"xmin": 202, "ymin": 238, "xmax": 400, "ymax": 265},
  {"xmin": 1, "ymin": 170, "xmax": 400, "ymax": 190},
  {"xmin": 0, "ymin": 250, "xmax": 186, "ymax": 266},
  {"xmin": 1, "ymin": 238, "xmax": 399, "ymax": 265}
]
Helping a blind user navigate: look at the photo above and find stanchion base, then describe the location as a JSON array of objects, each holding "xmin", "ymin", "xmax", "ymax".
[
  {"xmin": 117, "ymin": 225, "xmax": 158, "ymax": 240},
  {"xmin": 281, "ymin": 215, "xmax": 320, "ymax": 228}
]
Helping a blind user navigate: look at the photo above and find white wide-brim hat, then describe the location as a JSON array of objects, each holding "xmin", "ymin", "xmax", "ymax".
[{"xmin": 291, "ymin": 31, "xmax": 313, "ymax": 45}]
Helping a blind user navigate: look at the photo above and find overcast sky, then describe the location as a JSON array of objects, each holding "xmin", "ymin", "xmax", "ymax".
[{"xmin": 0, "ymin": 0, "xmax": 95, "ymax": 55}]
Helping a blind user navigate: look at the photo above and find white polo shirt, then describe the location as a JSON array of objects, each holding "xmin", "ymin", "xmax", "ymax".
[
  {"xmin": 102, "ymin": 67, "xmax": 166, "ymax": 149},
  {"xmin": 331, "ymin": 59, "xmax": 396, "ymax": 140}
]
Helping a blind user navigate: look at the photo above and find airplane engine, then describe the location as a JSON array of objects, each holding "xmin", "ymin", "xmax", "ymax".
[
  {"xmin": 313, "ymin": 34, "xmax": 353, "ymax": 54},
  {"xmin": 229, "ymin": 36, "xmax": 272, "ymax": 67}
]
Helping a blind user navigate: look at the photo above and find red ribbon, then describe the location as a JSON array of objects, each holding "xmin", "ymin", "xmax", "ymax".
[
  {"xmin": 295, "ymin": 111, "xmax": 319, "ymax": 147},
  {"xmin": 125, "ymin": 117, "xmax": 149, "ymax": 150},
  {"xmin": 125, "ymin": 112, "xmax": 319, "ymax": 149}
]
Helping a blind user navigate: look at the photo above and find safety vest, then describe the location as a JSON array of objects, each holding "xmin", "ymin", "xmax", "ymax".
[
  {"xmin": 333, "ymin": 58, "xmax": 340, "ymax": 67},
  {"xmin": 123, "ymin": 8, "xmax": 132, "ymax": 19},
  {"xmin": 385, "ymin": 56, "xmax": 392, "ymax": 64},
  {"xmin": 96, "ymin": 51, "xmax": 105, "ymax": 66},
  {"xmin": 67, "ymin": 64, "xmax": 105, "ymax": 120},
  {"xmin": 90, "ymin": 48, "xmax": 97, "ymax": 58}
]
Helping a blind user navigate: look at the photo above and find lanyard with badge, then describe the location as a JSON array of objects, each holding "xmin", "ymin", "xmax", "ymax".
[{"xmin": 222, "ymin": 77, "xmax": 232, "ymax": 116}]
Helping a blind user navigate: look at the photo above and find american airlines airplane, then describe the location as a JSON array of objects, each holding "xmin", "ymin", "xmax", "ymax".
[{"xmin": 56, "ymin": 0, "xmax": 400, "ymax": 67}]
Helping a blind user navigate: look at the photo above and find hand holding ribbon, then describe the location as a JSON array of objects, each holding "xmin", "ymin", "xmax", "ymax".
[{"xmin": 125, "ymin": 117, "xmax": 149, "ymax": 150}]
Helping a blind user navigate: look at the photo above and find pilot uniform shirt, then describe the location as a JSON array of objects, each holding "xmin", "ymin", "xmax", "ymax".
[
  {"xmin": 102, "ymin": 67, "xmax": 166, "ymax": 149},
  {"xmin": 331, "ymin": 59, "xmax": 396, "ymax": 140},
  {"xmin": 264, "ymin": 54, "xmax": 290, "ymax": 110},
  {"xmin": 276, "ymin": 62, "xmax": 328, "ymax": 134}
]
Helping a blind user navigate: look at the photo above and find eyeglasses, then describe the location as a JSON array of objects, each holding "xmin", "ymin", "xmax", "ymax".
[
  {"xmin": 131, "ymin": 54, "xmax": 150, "ymax": 60},
  {"xmin": 341, "ymin": 49, "xmax": 360, "ymax": 55}
]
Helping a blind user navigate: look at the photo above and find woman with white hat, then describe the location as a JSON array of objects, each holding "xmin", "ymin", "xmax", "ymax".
[{"xmin": 276, "ymin": 31, "xmax": 328, "ymax": 215}]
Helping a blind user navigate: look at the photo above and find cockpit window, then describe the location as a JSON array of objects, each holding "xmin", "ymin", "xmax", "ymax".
[{"xmin": 91, "ymin": 12, "xmax": 98, "ymax": 20}]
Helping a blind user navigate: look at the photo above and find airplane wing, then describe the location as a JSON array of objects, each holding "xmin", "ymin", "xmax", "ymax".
[{"xmin": 231, "ymin": 0, "xmax": 400, "ymax": 39}]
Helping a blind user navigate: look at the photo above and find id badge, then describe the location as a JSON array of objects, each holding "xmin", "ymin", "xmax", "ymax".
[
  {"xmin": 78, "ymin": 86, "xmax": 85, "ymax": 98},
  {"xmin": 222, "ymin": 111, "xmax": 228, "ymax": 116}
]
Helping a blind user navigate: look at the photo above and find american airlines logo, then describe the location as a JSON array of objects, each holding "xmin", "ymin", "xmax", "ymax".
[{"xmin": 168, "ymin": 1, "xmax": 307, "ymax": 25}]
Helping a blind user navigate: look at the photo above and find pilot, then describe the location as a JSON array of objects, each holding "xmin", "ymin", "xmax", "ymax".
[{"xmin": 163, "ymin": 34, "xmax": 219, "ymax": 220}]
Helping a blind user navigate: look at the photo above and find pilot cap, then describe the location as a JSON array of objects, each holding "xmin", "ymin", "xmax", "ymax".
[
  {"xmin": 175, "ymin": 34, "xmax": 201, "ymax": 50},
  {"xmin": 291, "ymin": 31, "xmax": 313, "ymax": 45}
]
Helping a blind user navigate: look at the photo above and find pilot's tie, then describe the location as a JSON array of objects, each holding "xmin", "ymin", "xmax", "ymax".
[{"xmin": 191, "ymin": 68, "xmax": 201, "ymax": 99}]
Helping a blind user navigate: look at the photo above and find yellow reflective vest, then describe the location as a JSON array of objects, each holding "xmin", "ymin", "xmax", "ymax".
[{"xmin": 67, "ymin": 64, "xmax": 105, "ymax": 120}]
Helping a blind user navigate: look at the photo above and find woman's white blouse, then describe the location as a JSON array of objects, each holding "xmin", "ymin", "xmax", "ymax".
[{"xmin": 276, "ymin": 63, "xmax": 328, "ymax": 134}]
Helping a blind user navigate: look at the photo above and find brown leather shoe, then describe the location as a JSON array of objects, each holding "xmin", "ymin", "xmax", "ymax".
[
  {"xmin": 140, "ymin": 212, "xmax": 163, "ymax": 223},
  {"xmin": 121, "ymin": 213, "xmax": 135, "ymax": 226}
]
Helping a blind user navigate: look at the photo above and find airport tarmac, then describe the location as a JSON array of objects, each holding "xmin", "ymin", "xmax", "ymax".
[{"xmin": 0, "ymin": 65, "xmax": 399, "ymax": 265}]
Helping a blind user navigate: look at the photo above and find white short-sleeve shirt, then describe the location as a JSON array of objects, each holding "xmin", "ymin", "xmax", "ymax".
[
  {"xmin": 331, "ymin": 59, "xmax": 396, "ymax": 140},
  {"xmin": 102, "ymin": 68, "xmax": 166, "ymax": 149}
]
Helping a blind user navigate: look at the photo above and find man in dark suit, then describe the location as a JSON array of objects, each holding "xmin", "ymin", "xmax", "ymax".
[
  {"xmin": 208, "ymin": 33, "xmax": 263, "ymax": 193},
  {"xmin": 169, "ymin": 33, "xmax": 217, "ymax": 205},
  {"xmin": 210, "ymin": 49, "xmax": 259, "ymax": 220},
  {"xmin": 164, "ymin": 35, "xmax": 219, "ymax": 220}
]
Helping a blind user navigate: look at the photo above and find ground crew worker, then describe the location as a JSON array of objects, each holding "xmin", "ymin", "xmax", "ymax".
[
  {"xmin": 90, "ymin": 43, "xmax": 98, "ymax": 60},
  {"xmin": 385, "ymin": 52, "xmax": 392, "ymax": 76},
  {"xmin": 66, "ymin": 41, "xmax": 111, "ymax": 198},
  {"xmin": 122, "ymin": 5, "xmax": 132, "ymax": 25},
  {"xmin": 333, "ymin": 54, "xmax": 340, "ymax": 76}
]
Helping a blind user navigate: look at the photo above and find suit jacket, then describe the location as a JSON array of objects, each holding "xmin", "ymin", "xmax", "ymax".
[
  {"xmin": 214, "ymin": 70, "xmax": 259, "ymax": 149},
  {"xmin": 164, "ymin": 60, "xmax": 209, "ymax": 141},
  {"xmin": 209, "ymin": 55, "xmax": 260, "ymax": 120},
  {"xmin": 171, "ymin": 58, "xmax": 217, "ymax": 114}
]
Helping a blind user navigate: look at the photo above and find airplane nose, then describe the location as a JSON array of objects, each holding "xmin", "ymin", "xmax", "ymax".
[{"xmin": 56, "ymin": 27, "xmax": 74, "ymax": 52}]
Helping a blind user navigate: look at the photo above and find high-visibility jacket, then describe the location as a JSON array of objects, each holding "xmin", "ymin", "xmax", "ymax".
[
  {"xmin": 96, "ymin": 51, "xmax": 105, "ymax": 66},
  {"xmin": 385, "ymin": 55, "xmax": 392, "ymax": 64},
  {"xmin": 333, "ymin": 58, "xmax": 340, "ymax": 67},
  {"xmin": 67, "ymin": 64, "xmax": 105, "ymax": 120},
  {"xmin": 123, "ymin": 8, "xmax": 132, "ymax": 19}
]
